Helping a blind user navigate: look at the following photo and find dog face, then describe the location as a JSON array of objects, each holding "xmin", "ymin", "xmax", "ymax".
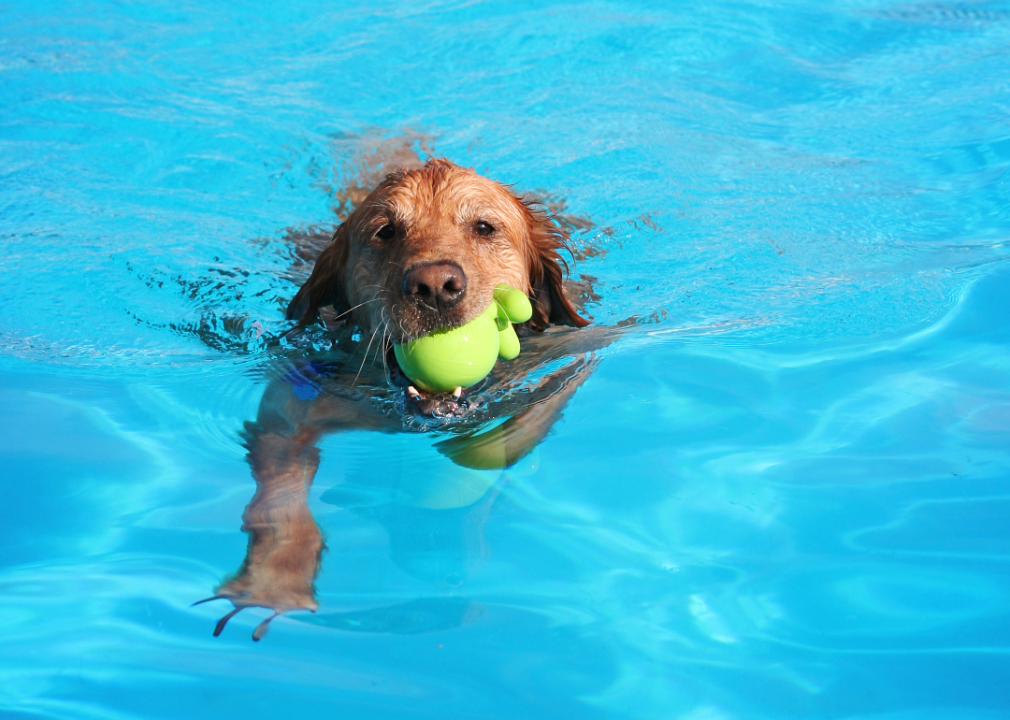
[
  {"xmin": 288, "ymin": 159, "xmax": 588, "ymax": 344},
  {"xmin": 343, "ymin": 160, "xmax": 531, "ymax": 341}
]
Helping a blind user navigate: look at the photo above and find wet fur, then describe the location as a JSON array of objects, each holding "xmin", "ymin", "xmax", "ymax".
[
  {"xmin": 287, "ymin": 158, "xmax": 588, "ymax": 341},
  {"xmin": 198, "ymin": 155, "xmax": 609, "ymax": 640}
]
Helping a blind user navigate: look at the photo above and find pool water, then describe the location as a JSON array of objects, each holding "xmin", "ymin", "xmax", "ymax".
[{"xmin": 3, "ymin": 0, "xmax": 1010, "ymax": 717}]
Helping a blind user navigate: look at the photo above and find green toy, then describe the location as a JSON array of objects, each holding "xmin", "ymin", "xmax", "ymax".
[{"xmin": 394, "ymin": 284, "xmax": 533, "ymax": 393}]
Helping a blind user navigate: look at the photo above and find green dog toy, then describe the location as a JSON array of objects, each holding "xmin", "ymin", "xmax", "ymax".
[{"xmin": 394, "ymin": 284, "xmax": 533, "ymax": 393}]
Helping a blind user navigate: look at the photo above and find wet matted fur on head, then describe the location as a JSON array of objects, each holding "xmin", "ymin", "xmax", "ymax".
[{"xmin": 287, "ymin": 158, "xmax": 589, "ymax": 346}]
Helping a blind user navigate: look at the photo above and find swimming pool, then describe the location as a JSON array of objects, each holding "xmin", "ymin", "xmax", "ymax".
[{"xmin": 3, "ymin": 0, "xmax": 1010, "ymax": 717}]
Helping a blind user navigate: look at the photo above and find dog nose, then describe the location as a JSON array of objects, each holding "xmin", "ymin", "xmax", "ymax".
[{"xmin": 403, "ymin": 261, "xmax": 468, "ymax": 311}]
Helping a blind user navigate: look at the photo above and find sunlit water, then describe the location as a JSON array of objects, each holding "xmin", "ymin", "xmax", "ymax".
[{"xmin": 3, "ymin": 1, "xmax": 1010, "ymax": 717}]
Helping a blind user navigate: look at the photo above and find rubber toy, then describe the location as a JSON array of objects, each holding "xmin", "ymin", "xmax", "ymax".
[{"xmin": 394, "ymin": 284, "xmax": 533, "ymax": 393}]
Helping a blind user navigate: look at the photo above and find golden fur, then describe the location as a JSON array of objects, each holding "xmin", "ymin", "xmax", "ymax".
[
  {"xmin": 287, "ymin": 158, "xmax": 588, "ymax": 342},
  {"xmin": 197, "ymin": 157, "xmax": 604, "ymax": 640}
]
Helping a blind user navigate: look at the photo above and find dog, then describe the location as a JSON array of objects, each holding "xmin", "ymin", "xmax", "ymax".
[{"xmin": 196, "ymin": 155, "xmax": 612, "ymax": 640}]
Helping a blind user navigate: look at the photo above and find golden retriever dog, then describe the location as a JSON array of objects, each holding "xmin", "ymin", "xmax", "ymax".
[{"xmin": 196, "ymin": 154, "xmax": 610, "ymax": 640}]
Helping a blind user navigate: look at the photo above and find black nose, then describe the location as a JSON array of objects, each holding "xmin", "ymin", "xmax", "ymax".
[{"xmin": 403, "ymin": 261, "xmax": 468, "ymax": 312}]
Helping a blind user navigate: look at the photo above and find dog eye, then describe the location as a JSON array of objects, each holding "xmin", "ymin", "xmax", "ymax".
[
  {"xmin": 474, "ymin": 221, "xmax": 495, "ymax": 237},
  {"xmin": 375, "ymin": 224, "xmax": 396, "ymax": 241}
]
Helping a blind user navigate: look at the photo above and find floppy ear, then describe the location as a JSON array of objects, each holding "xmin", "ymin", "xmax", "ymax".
[
  {"xmin": 524, "ymin": 207, "xmax": 591, "ymax": 331},
  {"xmin": 286, "ymin": 223, "xmax": 351, "ymax": 326}
]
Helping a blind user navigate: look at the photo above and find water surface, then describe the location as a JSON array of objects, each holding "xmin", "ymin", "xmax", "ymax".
[{"xmin": 2, "ymin": 1, "xmax": 1010, "ymax": 717}]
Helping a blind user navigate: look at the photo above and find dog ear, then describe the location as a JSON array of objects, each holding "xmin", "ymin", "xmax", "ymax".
[
  {"xmin": 524, "ymin": 206, "xmax": 591, "ymax": 331},
  {"xmin": 286, "ymin": 223, "xmax": 351, "ymax": 326}
]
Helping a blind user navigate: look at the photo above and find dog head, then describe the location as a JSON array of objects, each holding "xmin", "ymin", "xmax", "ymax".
[{"xmin": 287, "ymin": 159, "xmax": 588, "ymax": 342}]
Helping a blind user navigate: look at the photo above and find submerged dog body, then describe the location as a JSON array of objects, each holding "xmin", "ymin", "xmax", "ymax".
[{"xmin": 200, "ymin": 158, "xmax": 609, "ymax": 639}]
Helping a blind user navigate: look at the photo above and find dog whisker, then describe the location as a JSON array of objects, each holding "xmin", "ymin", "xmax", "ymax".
[
  {"xmin": 357, "ymin": 283, "xmax": 387, "ymax": 293},
  {"xmin": 390, "ymin": 302, "xmax": 409, "ymax": 340},
  {"xmin": 329, "ymin": 296, "xmax": 381, "ymax": 324},
  {"xmin": 353, "ymin": 324, "xmax": 382, "ymax": 386},
  {"xmin": 372, "ymin": 321, "xmax": 387, "ymax": 366},
  {"xmin": 376, "ymin": 312, "xmax": 392, "ymax": 377}
]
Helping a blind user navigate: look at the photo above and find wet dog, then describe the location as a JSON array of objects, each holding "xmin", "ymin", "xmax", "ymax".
[{"xmin": 197, "ymin": 154, "xmax": 610, "ymax": 640}]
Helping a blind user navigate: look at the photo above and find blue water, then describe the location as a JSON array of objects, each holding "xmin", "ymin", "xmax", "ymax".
[{"xmin": 3, "ymin": 0, "xmax": 1010, "ymax": 717}]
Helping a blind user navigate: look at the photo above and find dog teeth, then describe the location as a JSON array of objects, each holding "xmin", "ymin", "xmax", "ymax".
[
  {"xmin": 407, "ymin": 385, "xmax": 421, "ymax": 399},
  {"xmin": 452, "ymin": 386, "xmax": 462, "ymax": 399}
]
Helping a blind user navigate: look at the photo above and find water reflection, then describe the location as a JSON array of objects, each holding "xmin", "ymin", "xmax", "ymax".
[{"xmin": 301, "ymin": 597, "xmax": 486, "ymax": 635}]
